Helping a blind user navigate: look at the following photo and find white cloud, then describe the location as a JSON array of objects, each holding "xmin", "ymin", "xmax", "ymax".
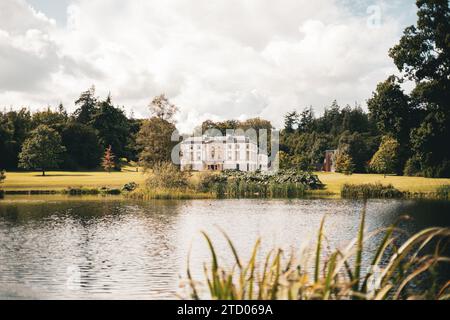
[{"xmin": 0, "ymin": 0, "xmax": 415, "ymax": 131}]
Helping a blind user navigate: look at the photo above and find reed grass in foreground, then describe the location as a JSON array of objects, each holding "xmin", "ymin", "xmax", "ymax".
[{"xmin": 185, "ymin": 210, "xmax": 450, "ymax": 300}]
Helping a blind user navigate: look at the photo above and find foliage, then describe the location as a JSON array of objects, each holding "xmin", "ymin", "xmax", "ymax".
[
  {"xmin": 186, "ymin": 211, "xmax": 450, "ymax": 300},
  {"xmin": 18, "ymin": 125, "xmax": 66, "ymax": 176},
  {"xmin": 61, "ymin": 123, "xmax": 102, "ymax": 169},
  {"xmin": 89, "ymin": 94, "xmax": 131, "ymax": 162},
  {"xmin": 281, "ymin": 102, "xmax": 377, "ymax": 173},
  {"xmin": 403, "ymin": 156, "xmax": 422, "ymax": 177},
  {"xmin": 367, "ymin": 76, "xmax": 412, "ymax": 144},
  {"xmin": 1, "ymin": 87, "xmax": 140, "ymax": 171},
  {"xmin": 74, "ymin": 86, "xmax": 97, "ymax": 124},
  {"xmin": 149, "ymin": 94, "xmax": 179, "ymax": 122},
  {"xmin": 122, "ymin": 181, "xmax": 138, "ymax": 192},
  {"xmin": 435, "ymin": 185, "xmax": 450, "ymax": 200},
  {"xmin": 410, "ymin": 109, "xmax": 450, "ymax": 178},
  {"xmin": 369, "ymin": 136, "xmax": 400, "ymax": 176},
  {"xmin": 197, "ymin": 170, "xmax": 323, "ymax": 198},
  {"xmin": 387, "ymin": 0, "xmax": 450, "ymax": 177},
  {"xmin": 102, "ymin": 145, "xmax": 116, "ymax": 172},
  {"xmin": 335, "ymin": 151, "xmax": 355, "ymax": 175},
  {"xmin": 341, "ymin": 183, "xmax": 403, "ymax": 199},
  {"xmin": 0, "ymin": 170, "xmax": 5, "ymax": 185},
  {"xmin": 0, "ymin": 108, "xmax": 31, "ymax": 170},
  {"xmin": 136, "ymin": 117, "xmax": 177, "ymax": 169},
  {"xmin": 31, "ymin": 106, "xmax": 68, "ymax": 133},
  {"xmin": 145, "ymin": 162, "xmax": 190, "ymax": 190}
]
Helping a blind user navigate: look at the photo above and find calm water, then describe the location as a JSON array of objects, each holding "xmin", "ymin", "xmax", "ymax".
[{"xmin": 0, "ymin": 196, "xmax": 449, "ymax": 299}]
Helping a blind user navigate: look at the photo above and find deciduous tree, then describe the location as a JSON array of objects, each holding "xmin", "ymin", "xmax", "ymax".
[
  {"xmin": 369, "ymin": 136, "xmax": 400, "ymax": 177},
  {"xmin": 18, "ymin": 125, "xmax": 66, "ymax": 176}
]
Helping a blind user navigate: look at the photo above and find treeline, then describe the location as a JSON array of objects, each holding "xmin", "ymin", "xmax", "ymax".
[
  {"xmin": 280, "ymin": 102, "xmax": 380, "ymax": 173},
  {"xmin": 0, "ymin": 87, "xmax": 141, "ymax": 172}
]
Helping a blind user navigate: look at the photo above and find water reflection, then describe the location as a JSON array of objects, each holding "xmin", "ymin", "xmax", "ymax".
[{"xmin": 0, "ymin": 197, "xmax": 448, "ymax": 299}]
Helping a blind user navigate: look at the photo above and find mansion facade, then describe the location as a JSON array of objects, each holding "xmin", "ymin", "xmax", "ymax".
[{"xmin": 180, "ymin": 135, "xmax": 269, "ymax": 172}]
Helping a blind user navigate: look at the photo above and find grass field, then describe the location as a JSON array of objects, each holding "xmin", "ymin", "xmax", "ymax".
[
  {"xmin": 1, "ymin": 169, "xmax": 449, "ymax": 195},
  {"xmin": 316, "ymin": 172, "xmax": 450, "ymax": 194},
  {"xmin": 1, "ymin": 167, "xmax": 146, "ymax": 191}
]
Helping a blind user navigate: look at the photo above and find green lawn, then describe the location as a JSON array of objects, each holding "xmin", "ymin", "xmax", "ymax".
[
  {"xmin": 316, "ymin": 172, "xmax": 450, "ymax": 194},
  {"xmin": 1, "ymin": 167, "xmax": 146, "ymax": 191}
]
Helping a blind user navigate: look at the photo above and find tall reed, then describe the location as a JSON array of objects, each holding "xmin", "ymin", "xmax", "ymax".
[
  {"xmin": 185, "ymin": 210, "xmax": 450, "ymax": 300},
  {"xmin": 341, "ymin": 183, "xmax": 404, "ymax": 199}
]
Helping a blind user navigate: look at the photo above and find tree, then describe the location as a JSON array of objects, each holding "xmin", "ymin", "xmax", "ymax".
[
  {"xmin": 149, "ymin": 94, "xmax": 179, "ymax": 122},
  {"xmin": 338, "ymin": 131, "xmax": 376, "ymax": 173},
  {"xmin": 18, "ymin": 125, "xmax": 66, "ymax": 176},
  {"xmin": 284, "ymin": 111, "xmax": 299, "ymax": 134},
  {"xmin": 32, "ymin": 106, "xmax": 68, "ymax": 133},
  {"xmin": 89, "ymin": 95, "xmax": 131, "ymax": 162},
  {"xmin": 367, "ymin": 76, "xmax": 412, "ymax": 173},
  {"xmin": 102, "ymin": 145, "xmax": 115, "ymax": 173},
  {"xmin": 369, "ymin": 136, "xmax": 400, "ymax": 177},
  {"xmin": 0, "ymin": 170, "xmax": 5, "ymax": 184},
  {"xmin": 367, "ymin": 76, "xmax": 411, "ymax": 142},
  {"xmin": 335, "ymin": 151, "xmax": 355, "ymax": 175},
  {"xmin": 298, "ymin": 107, "xmax": 315, "ymax": 133},
  {"xmin": 136, "ymin": 117, "xmax": 177, "ymax": 169},
  {"xmin": 61, "ymin": 123, "xmax": 102, "ymax": 169},
  {"xmin": 388, "ymin": 0, "xmax": 450, "ymax": 177},
  {"xmin": 74, "ymin": 86, "xmax": 97, "ymax": 124},
  {"xmin": 0, "ymin": 108, "xmax": 32, "ymax": 170},
  {"xmin": 410, "ymin": 109, "xmax": 450, "ymax": 177}
]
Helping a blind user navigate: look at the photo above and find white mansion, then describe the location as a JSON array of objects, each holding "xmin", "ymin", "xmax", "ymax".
[{"xmin": 180, "ymin": 135, "xmax": 269, "ymax": 172}]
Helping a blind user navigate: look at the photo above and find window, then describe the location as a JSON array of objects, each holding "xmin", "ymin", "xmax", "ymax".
[
  {"xmin": 197, "ymin": 145, "xmax": 201, "ymax": 150},
  {"xmin": 197, "ymin": 152, "xmax": 201, "ymax": 161},
  {"xmin": 228, "ymin": 152, "xmax": 232, "ymax": 160}
]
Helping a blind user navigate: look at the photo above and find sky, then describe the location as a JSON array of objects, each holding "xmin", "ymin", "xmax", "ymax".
[{"xmin": 0, "ymin": 0, "xmax": 417, "ymax": 132}]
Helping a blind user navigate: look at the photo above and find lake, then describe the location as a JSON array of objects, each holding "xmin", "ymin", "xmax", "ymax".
[{"xmin": 0, "ymin": 195, "xmax": 449, "ymax": 299}]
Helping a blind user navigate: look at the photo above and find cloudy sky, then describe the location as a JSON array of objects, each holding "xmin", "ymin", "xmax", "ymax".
[{"xmin": 0, "ymin": 0, "xmax": 417, "ymax": 131}]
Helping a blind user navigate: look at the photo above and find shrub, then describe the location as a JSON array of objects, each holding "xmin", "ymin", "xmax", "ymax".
[
  {"xmin": 146, "ymin": 162, "xmax": 190, "ymax": 190},
  {"xmin": 341, "ymin": 183, "xmax": 404, "ymax": 199},
  {"xmin": 64, "ymin": 187, "xmax": 100, "ymax": 195},
  {"xmin": 196, "ymin": 170, "xmax": 322, "ymax": 198},
  {"xmin": 122, "ymin": 182, "xmax": 138, "ymax": 192},
  {"xmin": 436, "ymin": 185, "xmax": 450, "ymax": 200}
]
